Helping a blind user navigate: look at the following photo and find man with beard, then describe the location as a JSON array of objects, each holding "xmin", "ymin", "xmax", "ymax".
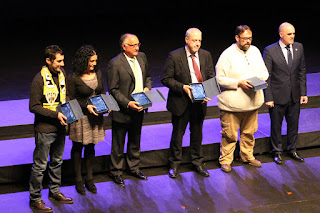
[
  {"xmin": 215, "ymin": 25, "xmax": 269, "ymax": 173},
  {"xmin": 162, "ymin": 28, "xmax": 214, "ymax": 178}
]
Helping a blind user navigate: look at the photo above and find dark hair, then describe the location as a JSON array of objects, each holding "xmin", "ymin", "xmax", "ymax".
[
  {"xmin": 72, "ymin": 45, "xmax": 97, "ymax": 76},
  {"xmin": 119, "ymin": 33, "xmax": 136, "ymax": 51},
  {"xmin": 235, "ymin": 25, "xmax": 252, "ymax": 36},
  {"xmin": 44, "ymin": 45, "xmax": 63, "ymax": 62}
]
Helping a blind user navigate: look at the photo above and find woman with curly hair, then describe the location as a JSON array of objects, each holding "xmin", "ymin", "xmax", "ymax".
[{"xmin": 68, "ymin": 45, "xmax": 106, "ymax": 195}]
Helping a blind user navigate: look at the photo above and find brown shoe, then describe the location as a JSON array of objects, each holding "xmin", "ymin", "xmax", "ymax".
[
  {"xmin": 221, "ymin": 164, "xmax": 232, "ymax": 173},
  {"xmin": 247, "ymin": 159, "xmax": 262, "ymax": 167},
  {"xmin": 49, "ymin": 192, "xmax": 73, "ymax": 204},
  {"xmin": 30, "ymin": 200, "xmax": 53, "ymax": 212}
]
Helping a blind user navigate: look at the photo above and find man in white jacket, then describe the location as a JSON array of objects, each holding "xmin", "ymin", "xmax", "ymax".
[{"xmin": 215, "ymin": 25, "xmax": 269, "ymax": 173}]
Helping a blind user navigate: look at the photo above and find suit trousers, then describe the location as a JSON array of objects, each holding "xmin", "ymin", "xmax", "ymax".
[
  {"xmin": 169, "ymin": 102, "xmax": 205, "ymax": 169},
  {"xmin": 269, "ymin": 100, "xmax": 300, "ymax": 154},
  {"xmin": 110, "ymin": 112, "xmax": 144, "ymax": 176},
  {"xmin": 219, "ymin": 110, "xmax": 258, "ymax": 165}
]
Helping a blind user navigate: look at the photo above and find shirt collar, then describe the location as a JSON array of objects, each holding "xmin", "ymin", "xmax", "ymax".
[
  {"xmin": 123, "ymin": 52, "xmax": 137, "ymax": 62},
  {"xmin": 279, "ymin": 39, "xmax": 292, "ymax": 49},
  {"xmin": 185, "ymin": 45, "xmax": 199, "ymax": 58}
]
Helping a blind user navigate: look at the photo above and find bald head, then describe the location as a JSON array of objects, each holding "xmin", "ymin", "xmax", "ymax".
[
  {"xmin": 279, "ymin": 22, "xmax": 295, "ymax": 45},
  {"xmin": 279, "ymin": 22, "xmax": 295, "ymax": 33}
]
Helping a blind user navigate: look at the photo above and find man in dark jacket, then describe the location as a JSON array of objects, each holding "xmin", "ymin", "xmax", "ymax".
[
  {"xmin": 263, "ymin": 22, "xmax": 307, "ymax": 164},
  {"xmin": 106, "ymin": 34, "xmax": 152, "ymax": 186},
  {"xmin": 29, "ymin": 45, "xmax": 73, "ymax": 212},
  {"xmin": 162, "ymin": 28, "xmax": 214, "ymax": 178}
]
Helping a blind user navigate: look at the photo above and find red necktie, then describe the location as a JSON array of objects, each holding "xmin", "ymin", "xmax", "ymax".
[{"xmin": 190, "ymin": 55, "xmax": 203, "ymax": 82}]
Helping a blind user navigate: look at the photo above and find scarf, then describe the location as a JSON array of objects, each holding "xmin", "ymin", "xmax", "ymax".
[{"xmin": 41, "ymin": 66, "xmax": 66, "ymax": 111}]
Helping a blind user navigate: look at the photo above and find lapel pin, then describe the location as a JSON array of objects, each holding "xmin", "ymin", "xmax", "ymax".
[{"xmin": 295, "ymin": 48, "xmax": 298, "ymax": 51}]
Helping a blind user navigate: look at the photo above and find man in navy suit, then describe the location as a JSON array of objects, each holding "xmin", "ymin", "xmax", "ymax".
[
  {"xmin": 263, "ymin": 22, "xmax": 308, "ymax": 164},
  {"xmin": 162, "ymin": 28, "xmax": 214, "ymax": 178}
]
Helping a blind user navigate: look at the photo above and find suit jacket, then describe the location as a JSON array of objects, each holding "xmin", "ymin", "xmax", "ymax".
[
  {"xmin": 263, "ymin": 42, "xmax": 307, "ymax": 105},
  {"xmin": 106, "ymin": 52, "xmax": 152, "ymax": 123},
  {"xmin": 161, "ymin": 47, "xmax": 215, "ymax": 116}
]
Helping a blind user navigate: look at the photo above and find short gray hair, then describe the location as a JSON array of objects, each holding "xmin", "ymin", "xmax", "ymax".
[{"xmin": 185, "ymin": 28, "xmax": 202, "ymax": 38}]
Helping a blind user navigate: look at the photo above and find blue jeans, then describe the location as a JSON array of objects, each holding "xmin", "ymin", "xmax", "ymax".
[{"xmin": 29, "ymin": 132, "xmax": 65, "ymax": 202}]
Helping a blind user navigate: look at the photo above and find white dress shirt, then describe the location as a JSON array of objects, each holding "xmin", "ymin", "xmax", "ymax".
[
  {"xmin": 185, "ymin": 46, "xmax": 200, "ymax": 83},
  {"xmin": 279, "ymin": 40, "xmax": 293, "ymax": 64},
  {"xmin": 123, "ymin": 53, "xmax": 143, "ymax": 94}
]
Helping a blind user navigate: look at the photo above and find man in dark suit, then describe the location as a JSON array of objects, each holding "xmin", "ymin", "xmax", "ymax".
[
  {"xmin": 106, "ymin": 33, "xmax": 152, "ymax": 185},
  {"xmin": 263, "ymin": 22, "xmax": 308, "ymax": 164},
  {"xmin": 162, "ymin": 28, "xmax": 214, "ymax": 178}
]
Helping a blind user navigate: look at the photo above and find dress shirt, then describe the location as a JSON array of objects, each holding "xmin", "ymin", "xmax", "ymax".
[
  {"xmin": 185, "ymin": 46, "xmax": 200, "ymax": 83},
  {"xmin": 279, "ymin": 40, "xmax": 293, "ymax": 64},
  {"xmin": 123, "ymin": 53, "xmax": 143, "ymax": 93}
]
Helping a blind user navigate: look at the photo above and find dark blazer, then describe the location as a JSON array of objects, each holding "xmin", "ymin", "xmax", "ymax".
[
  {"xmin": 263, "ymin": 42, "xmax": 307, "ymax": 105},
  {"xmin": 161, "ymin": 47, "xmax": 214, "ymax": 116},
  {"xmin": 67, "ymin": 70, "xmax": 106, "ymax": 115},
  {"xmin": 106, "ymin": 52, "xmax": 152, "ymax": 123}
]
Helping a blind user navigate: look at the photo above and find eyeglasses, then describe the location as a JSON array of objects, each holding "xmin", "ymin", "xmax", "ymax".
[
  {"xmin": 239, "ymin": 37, "xmax": 252, "ymax": 41},
  {"xmin": 125, "ymin": 43, "xmax": 141, "ymax": 48}
]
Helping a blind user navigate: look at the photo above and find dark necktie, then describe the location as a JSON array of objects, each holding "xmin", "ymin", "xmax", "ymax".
[
  {"xmin": 190, "ymin": 55, "xmax": 203, "ymax": 82},
  {"xmin": 285, "ymin": 45, "xmax": 292, "ymax": 67}
]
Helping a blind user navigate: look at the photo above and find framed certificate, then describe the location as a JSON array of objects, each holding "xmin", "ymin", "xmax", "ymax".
[
  {"xmin": 190, "ymin": 83, "xmax": 206, "ymax": 102},
  {"xmin": 89, "ymin": 95, "xmax": 109, "ymax": 114}
]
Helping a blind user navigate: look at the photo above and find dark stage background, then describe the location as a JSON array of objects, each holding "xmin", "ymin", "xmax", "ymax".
[{"xmin": 0, "ymin": 2, "xmax": 318, "ymax": 101}]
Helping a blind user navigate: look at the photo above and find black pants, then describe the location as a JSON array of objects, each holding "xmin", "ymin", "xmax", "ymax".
[
  {"xmin": 110, "ymin": 113, "xmax": 144, "ymax": 176},
  {"xmin": 71, "ymin": 142, "xmax": 95, "ymax": 182},
  {"xmin": 169, "ymin": 102, "xmax": 205, "ymax": 169},
  {"xmin": 269, "ymin": 100, "xmax": 300, "ymax": 154}
]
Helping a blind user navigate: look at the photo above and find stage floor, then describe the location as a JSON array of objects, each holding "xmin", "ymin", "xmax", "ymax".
[
  {"xmin": 1, "ymin": 107, "xmax": 320, "ymax": 168},
  {"xmin": 1, "ymin": 148, "xmax": 320, "ymax": 213}
]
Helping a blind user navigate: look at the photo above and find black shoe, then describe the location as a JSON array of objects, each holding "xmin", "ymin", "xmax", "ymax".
[
  {"xmin": 75, "ymin": 180, "xmax": 86, "ymax": 195},
  {"xmin": 129, "ymin": 170, "xmax": 148, "ymax": 180},
  {"xmin": 169, "ymin": 167, "xmax": 179, "ymax": 178},
  {"xmin": 274, "ymin": 154, "xmax": 283, "ymax": 164},
  {"xmin": 194, "ymin": 165, "xmax": 210, "ymax": 177},
  {"xmin": 109, "ymin": 174, "xmax": 124, "ymax": 186},
  {"xmin": 289, "ymin": 152, "xmax": 304, "ymax": 162},
  {"xmin": 85, "ymin": 179, "xmax": 97, "ymax": 193}
]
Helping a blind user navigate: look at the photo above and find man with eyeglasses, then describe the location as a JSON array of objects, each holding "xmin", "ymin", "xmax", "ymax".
[
  {"xmin": 263, "ymin": 22, "xmax": 307, "ymax": 165},
  {"xmin": 106, "ymin": 33, "xmax": 152, "ymax": 186},
  {"xmin": 162, "ymin": 28, "xmax": 214, "ymax": 178},
  {"xmin": 215, "ymin": 25, "xmax": 269, "ymax": 173}
]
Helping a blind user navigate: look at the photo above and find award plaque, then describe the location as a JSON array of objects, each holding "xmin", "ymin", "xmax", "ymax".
[
  {"xmin": 131, "ymin": 89, "xmax": 166, "ymax": 109},
  {"xmin": 189, "ymin": 77, "xmax": 221, "ymax": 103},
  {"xmin": 89, "ymin": 95, "xmax": 109, "ymax": 113},
  {"xmin": 190, "ymin": 83, "xmax": 206, "ymax": 102},
  {"xmin": 88, "ymin": 94, "xmax": 120, "ymax": 114},
  {"xmin": 131, "ymin": 92, "xmax": 152, "ymax": 109},
  {"xmin": 247, "ymin": 76, "xmax": 268, "ymax": 92},
  {"xmin": 56, "ymin": 99, "xmax": 83, "ymax": 124}
]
